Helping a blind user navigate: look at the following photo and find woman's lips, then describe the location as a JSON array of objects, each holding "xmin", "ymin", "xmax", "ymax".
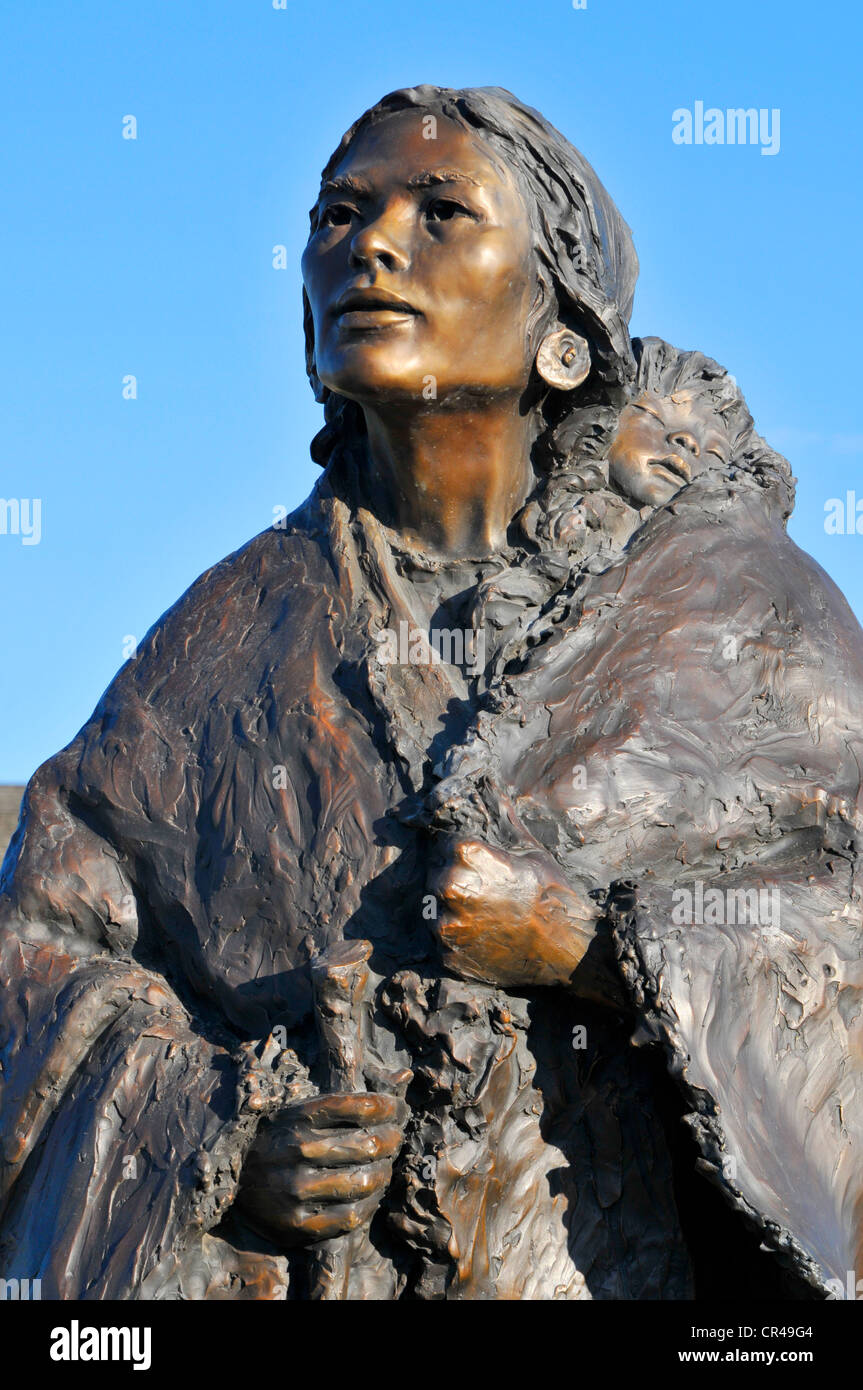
[
  {"xmin": 332, "ymin": 289, "xmax": 420, "ymax": 330},
  {"xmin": 337, "ymin": 307, "xmax": 418, "ymax": 329}
]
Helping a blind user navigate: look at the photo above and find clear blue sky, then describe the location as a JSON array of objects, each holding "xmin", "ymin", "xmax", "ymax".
[{"xmin": 1, "ymin": 0, "xmax": 861, "ymax": 783}]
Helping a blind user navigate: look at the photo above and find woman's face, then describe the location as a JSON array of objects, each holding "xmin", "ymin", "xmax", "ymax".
[{"xmin": 302, "ymin": 110, "xmax": 538, "ymax": 406}]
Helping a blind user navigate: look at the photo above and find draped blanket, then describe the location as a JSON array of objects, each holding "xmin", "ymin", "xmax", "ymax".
[
  {"xmin": 1, "ymin": 464, "xmax": 861, "ymax": 1298},
  {"xmin": 429, "ymin": 472, "xmax": 863, "ymax": 1293}
]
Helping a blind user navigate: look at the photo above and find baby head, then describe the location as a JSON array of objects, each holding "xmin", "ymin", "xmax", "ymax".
[
  {"xmin": 608, "ymin": 338, "xmax": 752, "ymax": 508},
  {"xmin": 520, "ymin": 336, "xmax": 794, "ymax": 559}
]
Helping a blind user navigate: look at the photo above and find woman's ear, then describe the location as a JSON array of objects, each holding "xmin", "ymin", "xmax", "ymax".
[{"xmin": 536, "ymin": 328, "xmax": 591, "ymax": 391}]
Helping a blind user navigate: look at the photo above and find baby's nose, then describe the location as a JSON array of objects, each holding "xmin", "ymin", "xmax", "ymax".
[{"xmin": 668, "ymin": 430, "xmax": 700, "ymax": 457}]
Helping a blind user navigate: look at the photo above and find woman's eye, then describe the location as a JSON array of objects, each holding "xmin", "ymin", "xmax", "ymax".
[
  {"xmin": 319, "ymin": 203, "xmax": 355, "ymax": 228},
  {"xmin": 425, "ymin": 197, "xmax": 470, "ymax": 223}
]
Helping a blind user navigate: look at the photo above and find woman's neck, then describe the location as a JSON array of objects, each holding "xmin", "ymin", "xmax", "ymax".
[{"xmin": 359, "ymin": 396, "xmax": 536, "ymax": 559}]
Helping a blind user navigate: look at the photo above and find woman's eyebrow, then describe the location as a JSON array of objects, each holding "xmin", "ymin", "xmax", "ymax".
[
  {"xmin": 406, "ymin": 169, "xmax": 482, "ymax": 189},
  {"xmin": 319, "ymin": 170, "xmax": 482, "ymax": 201},
  {"xmin": 320, "ymin": 174, "xmax": 373, "ymax": 197}
]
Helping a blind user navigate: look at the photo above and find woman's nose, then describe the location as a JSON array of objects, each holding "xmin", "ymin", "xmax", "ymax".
[
  {"xmin": 668, "ymin": 430, "xmax": 700, "ymax": 458},
  {"xmin": 348, "ymin": 216, "xmax": 409, "ymax": 273}
]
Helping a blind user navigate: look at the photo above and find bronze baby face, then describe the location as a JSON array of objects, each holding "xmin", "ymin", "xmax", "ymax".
[{"xmin": 608, "ymin": 390, "xmax": 732, "ymax": 507}]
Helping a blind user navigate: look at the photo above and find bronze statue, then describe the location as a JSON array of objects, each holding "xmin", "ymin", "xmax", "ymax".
[{"xmin": 1, "ymin": 85, "xmax": 861, "ymax": 1301}]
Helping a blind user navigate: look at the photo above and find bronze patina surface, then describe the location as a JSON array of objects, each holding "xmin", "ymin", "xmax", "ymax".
[{"xmin": 1, "ymin": 87, "xmax": 860, "ymax": 1300}]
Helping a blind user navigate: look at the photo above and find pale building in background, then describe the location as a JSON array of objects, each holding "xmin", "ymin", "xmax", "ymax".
[{"xmin": 0, "ymin": 787, "xmax": 24, "ymax": 864}]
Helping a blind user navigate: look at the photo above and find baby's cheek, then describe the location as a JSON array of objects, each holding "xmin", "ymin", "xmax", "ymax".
[{"xmin": 609, "ymin": 450, "xmax": 651, "ymax": 497}]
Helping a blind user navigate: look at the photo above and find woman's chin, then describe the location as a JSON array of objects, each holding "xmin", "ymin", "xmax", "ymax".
[{"xmin": 321, "ymin": 370, "xmax": 436, "ymax": 407}]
